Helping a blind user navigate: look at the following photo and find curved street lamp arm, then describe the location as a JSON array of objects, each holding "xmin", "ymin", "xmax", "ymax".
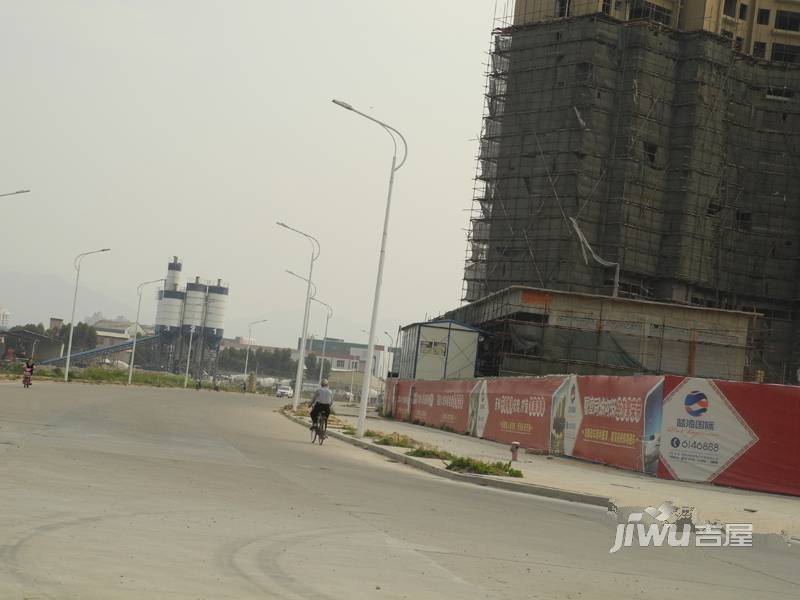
[
  {"xmin": 74, "ymin": 248, "xmax": 111, "ymax": 270},
  {"xmin": 311, "ymin": 297, "xmax": 333, "ymax": 319},
  {"xmin": 332, "ymin": 100, "xmax": 408, "ymax": 170},
  {"xmin": 285, "ymin": 270, "xmax": 317, "ymax": 298},
  {"xmin": 276, "ymin": 222, "xmax": 320, "ymax": 260},
  {"xmin": 137, "ymin": 278, "xmax": 165, "ymax": 295}
]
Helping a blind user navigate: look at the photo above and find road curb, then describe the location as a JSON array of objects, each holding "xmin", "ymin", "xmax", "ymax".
[{"xmin": 282, "ymin": 411, "xmax": 611, "ymax": 509}]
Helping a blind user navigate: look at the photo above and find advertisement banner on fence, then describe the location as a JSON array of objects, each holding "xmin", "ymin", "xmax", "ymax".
[
  {"xmin": 478, "ymin": 376, "xmax": 567, "ymax": 450},
  {"xmin": 408, "ymin": 380, "xmax": 472, "ymax": 432},
  {"xmin": 658, "ymin": 376, "xmax": 800, "ymax": 497},
  {"xmin": 570, "ymin": 376, "xmax": 663, "ymax": 473},
  {"xmin": 550, "ymin": 375, "xmax": 579, "ymax": 457},
  {"xmin": 659, "ymin": 377, "xmax": 758, "ymax": 484}
]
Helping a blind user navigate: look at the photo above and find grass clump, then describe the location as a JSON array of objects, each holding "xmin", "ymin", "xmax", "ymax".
[
  {"xmin": 341, "ymin": 425, "xmax": 357, "ymax": 436},
  {"xmin": 371, "ymin": 432, "xmax": 418, "ymax": 448},
  {"xmin": 446, "ymin": 456, "xmax": 523, "ymax": 478},
  {"xmin": 406, "ymin": 446, "xmax": 454, "ymax": 460}
]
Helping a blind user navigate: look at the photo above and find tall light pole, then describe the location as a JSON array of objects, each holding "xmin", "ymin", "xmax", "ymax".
[
  {"xmin": 183, "ymin": 325, "xmax": 195, "ymax": 388},
  {"xmin": 277, "ymin": 222, "xmax": 320, "ymax": 410},
  {"xmin": 64, "ymin": 248, "xmax": 111, "ymax": 383},
  {"xmin": 0, "ymin": 189, "xmax": 30, "ymax": 198},
  {"xmin": 288, "ymin": 268, "xmax": 332, "ymax": 386},
  {"xmin": 333, "ymin": 99, "xmax": 407, "ymax": 437},
  {"xmin": 127, "ymin": 278, "xmax": 164, "ymax": 385},
  {"xmin": 243, "ymin": 319, "xmax": 268, "ymax": 385},
  {"xmin": 312, "ymin": 298, "xmax": 333, "ymax": 386},
  {"xmin": 285, "ymin": 269, "xmax": 318, "ymax": 400},
  {"xmin": 286, "ymin": 269, "xmax": 320, "ymax": 394},
  {"xmin": 383, "ymin": 330, "xmax": 395, "ymax": 380}
]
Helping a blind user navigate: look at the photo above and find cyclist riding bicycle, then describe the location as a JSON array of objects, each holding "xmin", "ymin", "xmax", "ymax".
[
  {"xmin": 23, "ymin": 358, "xmax": 34, "ymax": 385},
  {"xmin": 309, "ymin": 379, "xmax": 333, "ymax": 430}
]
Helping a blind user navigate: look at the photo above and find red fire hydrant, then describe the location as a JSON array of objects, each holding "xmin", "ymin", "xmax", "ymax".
[{"xmin": 510, "ymin": 441, "xmax": 520, "ymax": 462}]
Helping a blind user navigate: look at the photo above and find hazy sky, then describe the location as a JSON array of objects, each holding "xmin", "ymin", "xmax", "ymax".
[{"xmin": 1, "ymin": 1, "xmax": 500, "ymax": 348}]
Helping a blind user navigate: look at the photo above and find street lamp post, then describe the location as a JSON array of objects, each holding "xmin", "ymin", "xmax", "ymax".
[
  {"xmin": 312, "ymin": 298, "xmax": 333, "ymax": 386},
  {"xmin": 243, "ymin": 319, "xmax": 268, "ymax": 387},
  {"xmin": 383, "ymin": 330, "xmax": 395, "ymax": 380},
  {"xmin": 286, "ymin": 270, "xmax": 329, "ymax": 388},
  {"xmin": 0, "ymin": 189, "xmax": 30, "ymax": 198},
  {"xmin": 333, "ymin": 99, "xmax": 407, "ymax": 437},
  {"xmin": 127, "ymin": 278, "xmax": 164, "ymax": 385},
  {"xmin": 279, "ymin": 244, "xmax": 318, "ymax": 410},
  {"xmin": 64, "ymin": 248, "xmax": 111, "ymax": 383},
  {"xmin": 183, "ymin": 326, "xmax": 195, "ymax": 388}
]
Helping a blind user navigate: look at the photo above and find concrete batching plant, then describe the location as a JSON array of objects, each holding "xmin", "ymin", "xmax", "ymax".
[{"xmin": 154, "ymin": 256, "xmax": 229, "ymax": 380}]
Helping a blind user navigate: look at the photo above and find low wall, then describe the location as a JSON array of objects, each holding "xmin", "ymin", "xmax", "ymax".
[{"xmin": 383, "ymin": 375, "xmax": 800, "ymax": 497}]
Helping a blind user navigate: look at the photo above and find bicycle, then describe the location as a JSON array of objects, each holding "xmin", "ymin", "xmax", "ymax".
[{"xmin": 311, "ymin": 412, "xmax": 328, "ymax": 445}]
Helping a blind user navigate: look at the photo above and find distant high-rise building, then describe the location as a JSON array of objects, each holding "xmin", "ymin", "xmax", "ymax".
[
  {"xmin": 0, "ymin": 308, "xmax": 9, "ymax": 330},
  {"xmin": 515, "ymin": 0, "xmax": 800, "ymax": 62},
  {"xmin": 462, "ymin": 1, "xmax": 800, "ymax": 382}
]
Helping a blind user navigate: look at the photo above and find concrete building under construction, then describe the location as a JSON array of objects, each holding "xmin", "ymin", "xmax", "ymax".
[{"xmin": 461, "ymin": 0, "xmax": 800, "ymax": 383}]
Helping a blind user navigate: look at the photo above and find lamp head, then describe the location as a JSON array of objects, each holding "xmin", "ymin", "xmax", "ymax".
[{"xmin": 332, "ymin": 99, "xmax": 354, "ymax": 111}]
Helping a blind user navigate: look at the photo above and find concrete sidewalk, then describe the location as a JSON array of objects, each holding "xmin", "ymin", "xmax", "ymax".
[{"xmin": 296, "ymin": 408, "xmax": 800, "ymax": 541}]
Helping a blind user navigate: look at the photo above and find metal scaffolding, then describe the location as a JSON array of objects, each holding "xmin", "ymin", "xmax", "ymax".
[{"xmin": 462, "ymin": 10, "xmax": 800, "ymax": 383}]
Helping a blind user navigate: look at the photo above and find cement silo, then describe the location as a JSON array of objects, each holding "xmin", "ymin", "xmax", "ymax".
[
  {"xmin": 148, "ymin": 257, "xmax": 230, "ymax": 379},
  {"xmin": 165, "ymin": 256, "xmax": 182, "ymax": 292},
  {"xmin": 182, "ymin": 277, "xmax": 207, "ymax": 335},
  {"xmin": 204, "ymin": 279, "xmax": 228, "ymax": 345},
  {"xmin": 155, "ymin": 257, "xmax": 185, "ymax": 339}
]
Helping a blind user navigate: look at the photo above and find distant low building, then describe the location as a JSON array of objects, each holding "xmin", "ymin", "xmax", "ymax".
[
  {"xmin": 93, "ymin": 320, "xmax": 146, "ymax": 348},
  {"xmin": 219, "ymin": 337, "xmax": 294, "ymax": 354}
]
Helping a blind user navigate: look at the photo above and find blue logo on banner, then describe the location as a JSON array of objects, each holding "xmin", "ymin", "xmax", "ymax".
[{"xmin": 684, "ymin": 391, "xmax": 709, "ymax": 417}]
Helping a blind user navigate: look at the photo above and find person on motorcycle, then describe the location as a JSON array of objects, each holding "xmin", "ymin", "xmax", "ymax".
[{"xmin": 309, "ymin": 379, "xmax": 333, "ymax": 430}]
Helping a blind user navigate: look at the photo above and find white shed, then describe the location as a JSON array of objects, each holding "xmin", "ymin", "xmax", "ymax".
[{"xmin": 397, "ymin": 320, "xmax": 481, "ymax": 381}]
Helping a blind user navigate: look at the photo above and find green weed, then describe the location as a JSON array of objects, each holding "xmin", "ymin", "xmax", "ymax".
[{"xmin": 446, "ymin": 457, "xmax": 523, "ymax": 478}]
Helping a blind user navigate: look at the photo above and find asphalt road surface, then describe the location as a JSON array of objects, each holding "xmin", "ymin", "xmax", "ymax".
[{"xmin": 0, "ymin": 383, "xmax": 797, "ymax": 599}]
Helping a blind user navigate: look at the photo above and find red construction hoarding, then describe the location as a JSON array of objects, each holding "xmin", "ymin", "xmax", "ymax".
[
  {"xmin": 658, "ymin": 376, "xmax": 800, "ymax": 496},
  {"xmin": 478, "ymin": 376, "xmax": 567, "ymax": 452},
  {"xmin": 567, "ymin": 376, "xmax": 664, "ymax": 473},
  {"xmin": 380, "ymin": 374, "xmax": 800, "ymax": 497}
]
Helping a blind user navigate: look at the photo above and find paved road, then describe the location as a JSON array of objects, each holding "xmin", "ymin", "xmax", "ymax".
[{"xmin": 0, "ymin": 384, "xmax": 796, "ymax": 599}]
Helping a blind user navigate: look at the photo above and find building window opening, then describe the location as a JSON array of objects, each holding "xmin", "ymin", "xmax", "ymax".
[
  {"xmin": 602, "ymin": 0, "xmax": 611, "ymax": 15},
  {"xmin": 629, "ymin": 0, "xmax": 672, "ymax": 26},
  {"xmin": 775, "ymin": 10, "xmax": 800, "ymax": 32},
  {"xmin": 772, "ymin": 43, "xmax": 800, "ymax": 64},
  {"xmin": 555, "ymin": 0, "xmax": 570, "ymax": 18},
  {"xmin": 757, "ymin": 8, "xmax": 770, "ymax": 25},
  {"xmin": 723, "ymin": 0, "xmax": 736, "ymax": 18},
  {"xmin": 736, "ymin": 210, "xmax": 752, "ymax": 232},
  {"xmin": 643, "ymin": 142, "xmax": 658, "ymax": 164},
  {"xmin": 753, "ymin": 41, "xmax": 766, "ymax": 58},
  {"xmin": 739, "ymin": 4, "xmax": 748, "ymax": 20}
]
